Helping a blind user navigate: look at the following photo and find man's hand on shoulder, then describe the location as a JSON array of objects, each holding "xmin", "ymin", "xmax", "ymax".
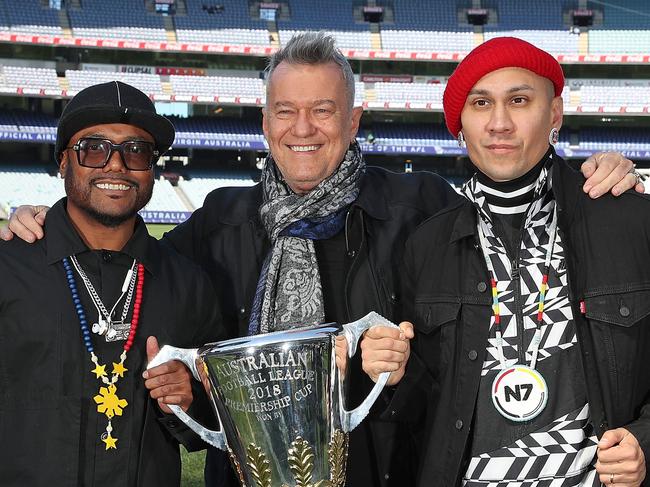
[
  {"xmin": 0, "ymin": 205, "xmax": 49, "ymax": 242},
  {"xmin": 581, "ymin": 152, "xmax": 644, "ymax": 198}
]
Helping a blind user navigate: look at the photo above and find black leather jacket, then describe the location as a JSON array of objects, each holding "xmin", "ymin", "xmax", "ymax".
[
  {"xmin": 165, "ymin": 165, "xmax": 461, "ymax": 487},
  {"xmin": 392, "ymin": 157, "xmax": 650, "ymax": 486}
]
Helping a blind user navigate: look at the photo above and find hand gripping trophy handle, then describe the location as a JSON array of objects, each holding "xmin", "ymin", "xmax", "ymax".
[
  {"xmin": 146, "ymin": 311, "xmax": 400, "ymax": 450},
  {"xmin": 146, "ymin": 345, "xmax": 229, "ymax": 450},
  {"xmin": 339, "ymin": 311, "xmax": 400, "ymax": 432}
]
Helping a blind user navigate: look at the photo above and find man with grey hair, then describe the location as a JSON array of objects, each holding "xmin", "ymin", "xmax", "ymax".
[{"xmin": 2, "ymin": 32, "xmax": 642, "ymax": 486}]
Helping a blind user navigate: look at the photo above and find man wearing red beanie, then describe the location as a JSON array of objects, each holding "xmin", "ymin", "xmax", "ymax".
[{"xmin": 361, "ymin": 37, "xmax": 650, "ymax": 487}]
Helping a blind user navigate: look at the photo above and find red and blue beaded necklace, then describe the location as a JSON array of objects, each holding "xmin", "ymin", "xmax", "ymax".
[{"xmin": 63, "ymin": 256, "xmax": 145, "ymax": 450}]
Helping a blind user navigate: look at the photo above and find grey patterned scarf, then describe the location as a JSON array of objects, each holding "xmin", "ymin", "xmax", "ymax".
[{"xmin": 249, "ymin": 142, "xmax": 365, "ymax": 334}]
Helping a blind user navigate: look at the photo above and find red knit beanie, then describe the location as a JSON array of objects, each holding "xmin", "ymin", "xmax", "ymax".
[{"xmin": 443, "ymin": 37, "xmax": 565, "ymax": 137}]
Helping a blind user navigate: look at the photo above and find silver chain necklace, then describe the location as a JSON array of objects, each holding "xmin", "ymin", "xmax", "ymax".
[{"xmin": 70, "ymin": 255, "xmax": 138, "ymax": 342}]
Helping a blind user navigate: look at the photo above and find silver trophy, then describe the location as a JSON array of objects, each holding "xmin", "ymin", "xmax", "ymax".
[{"xmin": 148, "ymin": 311, "xmax": 397, "ymax": 487}]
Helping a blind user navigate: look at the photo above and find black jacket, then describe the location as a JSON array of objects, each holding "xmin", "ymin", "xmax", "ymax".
[
  {"xmin": 0, "ymin": 199, "xmax": 223, "ymax": 487},
  {"xmin": 393, "ymin": 157, "xmax": 650, "ymax": 486},
  {"xmin": 165, "ymin": 165, "xmax": 461, "ymax": 487}
]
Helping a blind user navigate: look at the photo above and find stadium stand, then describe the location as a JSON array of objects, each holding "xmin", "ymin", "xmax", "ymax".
[
  {"xmin": 484, "ymin": 30, "xmax": 579, "ymax": 54},
  {"xmin": 361, "ymin": 123, "xmax": 457, "ymax": 148},
  {"xmin": 0, "ymin": 0, "xmax": 62, "ymax": 36},
  {"xmin": 381, "ymin": 30, "xmax": 474, "ymax": 53},
  {"xmin": 178, "ymin": 173, "xmax": 256, "ymax": 210},
  {"xmin": 590, "ymin": 30, "xmax": 650, "ymax": 55},
  {"xmin": 1, "ymin": 66, "xmax": 60, "ymax": 90},
  {"xmin": 487, "ymin": 0, "xmax": 568, "ymax": 29},
  {"xmin": 483, "ymin": 0, "xmax": 579, "ymax": 54},
  {"xmin": 175, "ymin": 0, "xmax": 269, "ymax": 45},
  {"xmin": 0, "ymin": 166, "xmax": 64, "ymax": 214},
  {"xmin": 579, "ymin": 82, "xmax": 650, "ymax": 108},
  {"xmin": 578, "ymin": 127, "xmax": 650, "ymax": 151},
  {"xmin": 172, "ymin": 116, "xmax": 266, "ymax": 145},
  {"xmin": 1, "ymin": 0, "xmax": 650, "ymax": 220},
  {"xmin": 390, "ymin": 0, "xmax": 469, "ymax": 32},
  {"xmin": 143, "ymin": 178, "xmax": 190, "ymax": 212},
  {"xmin": 169, "ymin": 74, "xmax": 264, "ymax": 98},
  {"xmin": 276, "ymin": 0, "xmax": 373, "ymax": 50},
  {"xmin": 68, "ymin": 0, "xmax": 167, "ymax": 41},
  {"xmin": 65, "ymin": 69, "xmax": 163, "ymax": 95},
  {"xmin": 373, "ymin": 81, "xmax": 445, "ymax": 104},
  {"xmin": 278, "ymin": 0, "xmax": 365, "ymax": 31},
  {"xmin": 0, "ymin": 109, "xmax": 57, "ymax": 131},
  {"xmin": 0, "ymin": 167, "xmax": 192, "ymax": 217},
  {"xmin": 279, "ymin": 29, "xmax": 372, "ymax": 50},
  {"xmin": 381, "ymin": 0, "xmax": 474, "ymax": 52}
]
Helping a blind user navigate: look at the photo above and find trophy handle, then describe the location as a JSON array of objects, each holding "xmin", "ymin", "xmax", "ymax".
[
  {"xmin": 147, "ymin": 345, "xmax": 228, "ymax": 450},
  {"xmin": 339, "ymin": 311, "xmax": 400, "ymax": 432}
]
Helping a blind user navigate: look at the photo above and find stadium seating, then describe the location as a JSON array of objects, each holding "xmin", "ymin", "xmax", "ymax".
[
  {"xmin": 484, "ymin": 30, "xmax": 579, "ymax": 54},
  {"xmin": 1, "ymin": 66, "xmax": 60, "ymax": 90},
  {"xmin": 178, "ymin": 173, "xmax": 256, "ymax": 209},
  {"xmin": 143, "ymin": 178, "xmax": 190, "ymax": 212},
  {"xmin": 279, "ymin": 30, "xmax": 372, "ymax": 50},
  {"xmin": 374, "ymin": 81, "xmax": 445, "ymax": 104},
  {"xmin": 172, "ymin": 116, "xmax": 265, "ymax": 142},
  {"xmin": 0, "ymin": 0, "xmax": 62, "ymax": 36},
  {"xmin": 361, "ymin": 123, "xmax": 457, "ymax": 147},
  {"xmin": 589, "ymin": 30, "xmax": 650, "ymax": 55},
  {"xmin": 594, "ymin": 0, "xmax": 648, "ymax": 29},
  {"xmin": 488, "ymin": 0, "xmax": 568, "ymax": 30},
  {"xmin": 65, "ymin": 69, "xmax": 163, "ymax": 95},
  {"xmin": 380, "ymin": 0, "xmax": 473, "ymax": 52},
  {"xmin": 68, "ymin": 0, "xmax": 167, "ymax": 41},
  {"xmin": 169, "ymin": 74, "xmax": 264, "ymax": 98},
  {"xmin": 175, "ymin": 0, "xmax": 269, "ymax": 45},
  {"xmin": 0, "ymin": 167, "xmax": 64, "ymax": 213},
  {"xmin": 390, "ymin": 0, "xmax": 469, "ymax": 31},
  {"xmin": 277, "ymin": 0, "xmax": 365, "ymax": 31},
  {"xmin": 579, "ymin": 83, "xmax": 650, "ymax": 108},
  {"xmin": 579, "ymin": 127, "xmax": 650, "ymax": 151},
  {"xmin": 381, "ymin": 30, "xmax": 474, "ymax": 53}
]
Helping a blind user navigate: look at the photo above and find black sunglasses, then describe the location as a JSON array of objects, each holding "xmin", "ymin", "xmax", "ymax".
[{"xmin": 66, "ymin": 137, "xmax": 160, "ymax": 171}]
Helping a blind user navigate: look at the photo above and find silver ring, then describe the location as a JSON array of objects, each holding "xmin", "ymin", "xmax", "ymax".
[
  {"xmin": 610, "ymin": 472, "xmax": 615, "ymax": 485},
  {"xmin": 632, "ymin": 170, "xmax": 644, "ymax": 185}
]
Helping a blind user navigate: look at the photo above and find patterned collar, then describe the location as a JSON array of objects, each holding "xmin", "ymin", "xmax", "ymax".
[{"xmin": 462, "ymin": 150, "xmax": 555, "ymax": 227}]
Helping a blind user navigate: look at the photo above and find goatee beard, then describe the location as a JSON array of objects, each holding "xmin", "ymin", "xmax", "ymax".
[{"xmin": 80, "ymin": 205, "xmax": 138, "ymax": 228}]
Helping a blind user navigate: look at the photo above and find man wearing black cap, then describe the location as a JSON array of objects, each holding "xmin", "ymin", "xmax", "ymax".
[{"xmin": 0, "ymin": 81, "xmax": 222, "ymax": 486}]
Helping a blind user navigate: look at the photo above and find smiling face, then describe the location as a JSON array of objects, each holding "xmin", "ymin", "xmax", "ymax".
[
  {"xmin": 262, "ymin": 61, "xmax": 363, "ymax": 194},
  {"xmin": 60, "ymin": 123, "xmax": 154, "ymax": 228},
  {"xmin": 460, "ymin": 67, "xmax": 563, "ymax": 182}
]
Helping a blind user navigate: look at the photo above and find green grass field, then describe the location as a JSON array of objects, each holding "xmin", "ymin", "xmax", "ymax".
[
  {"xmin": 146, "ymin": 223, "xmax": 177, "ymax": 240},
  {"xmin": 181, "ymin": 447, "xmax": 206, "ymax": 486}
]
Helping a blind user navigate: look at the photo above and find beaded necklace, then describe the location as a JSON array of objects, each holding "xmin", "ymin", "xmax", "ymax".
[
  {"xmin": 476, "ymin": 207, "xmax": 558, "ymax": 422},
  {"xmin": 63, "ymin": 256, "xmax": 145, "ymax": 450},
  {"xmin": 477, "ymin": 207, "xmax": 558, "ymax": 371}
]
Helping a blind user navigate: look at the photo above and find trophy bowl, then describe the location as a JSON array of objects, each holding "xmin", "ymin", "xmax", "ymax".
[{"xmin": 148, "ymin": 312, "xmax": 396, "ymax": 487}]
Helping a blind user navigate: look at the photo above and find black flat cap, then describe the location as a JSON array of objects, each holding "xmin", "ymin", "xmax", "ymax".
[{"xmin": 55, "ymin": 80, "xmax": 175, "ymax": 164}]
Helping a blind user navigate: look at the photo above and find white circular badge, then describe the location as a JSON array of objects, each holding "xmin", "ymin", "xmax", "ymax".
[{"xmin": 491, "ymin": 365, "xmax": 548, "ymax": 422}]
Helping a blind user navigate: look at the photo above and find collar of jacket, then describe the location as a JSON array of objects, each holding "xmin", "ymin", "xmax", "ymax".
[
  {"xmin": 44, "ymin": 197, "xmax": 161, "ymax": 275},
  {"xmin": 448, "ymin": 151, "xmax": 583, "ymax": 244},
  {"xmin": 212, "ymin": 168, "xmax": 390, "ymax": 227}
]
